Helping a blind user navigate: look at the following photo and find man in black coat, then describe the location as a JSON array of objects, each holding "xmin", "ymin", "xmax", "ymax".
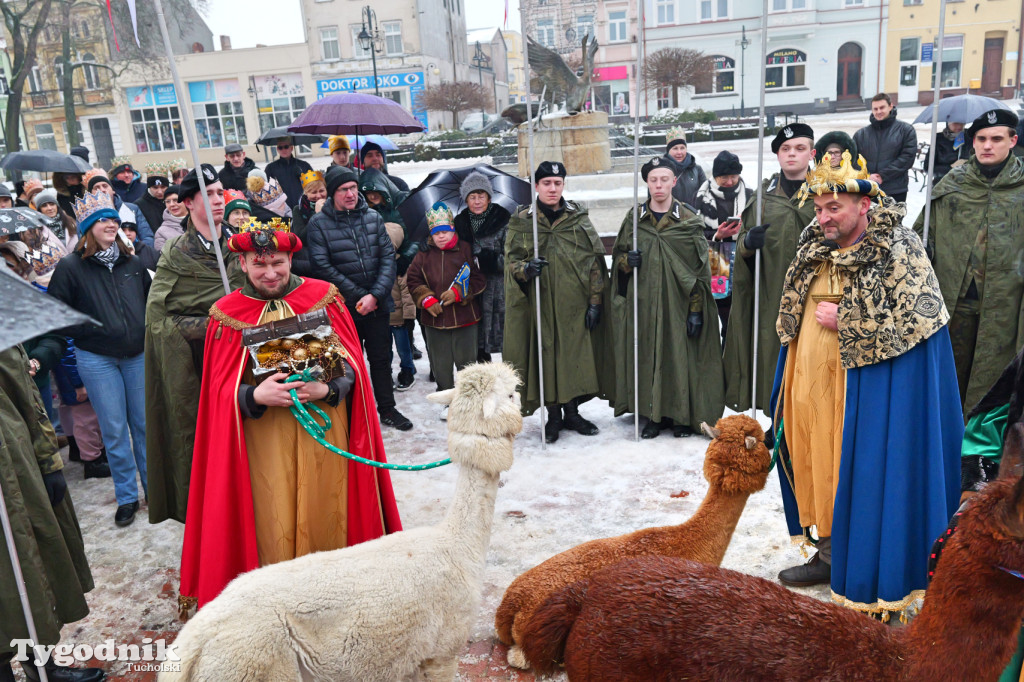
[
  {"xmin": 265, "ymin": 136, "xmax": 313, "ymax": 209},
  {"xmin": 218, "ymin": 143, "xmax": 256, "ymax": 192},
  {"xmin": 360, "ymin": 141, "xmax": 409, "ymax": 192},
  {"xmin": 852, "ymin": 93, "xmax": 918, "ymax": 202},
  {"xmin": 305, "ymin": 166, "xmax": 413, "ymax": 432}
]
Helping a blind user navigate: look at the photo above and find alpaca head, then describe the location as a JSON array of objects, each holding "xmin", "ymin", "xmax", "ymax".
[
  {"xmin": 428, "ymin": 362, "xmax": 522, "ymax": 475},
  {"xmin": 699, "ymin": 416, "xmax": 772, "ymax": 495}
]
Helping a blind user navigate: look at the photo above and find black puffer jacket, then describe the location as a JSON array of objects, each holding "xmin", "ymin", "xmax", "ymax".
[
  {"xmin": 137, "ymin": 191, "xmax": 166, "ymax": 234},
  {"xmin": 852, "ymin": 109, "xmax": 918, "ymax": 195},
  {"xmin": 924, "ymin": 128, "xmax": 968, "ymax": 183},
  {"xmin": 219, "ymin": 157, "xmax": 257, "ymax": 192},
  {"xmin": 663, "ymin": 152, "xmax": 706, "ymax": 210},
  {"xmin": 47, "ymin": 245, "xmax": 150, "ymax": 358},
  {"xmin": 306, "ymin": 195, "xmax": 396, "ymax": 317},
  {"xmin": 266, "ymin": 155, "xmax": 313, "ymax": 209}
]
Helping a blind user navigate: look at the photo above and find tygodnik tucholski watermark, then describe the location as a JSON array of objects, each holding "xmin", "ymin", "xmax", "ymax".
[{"xmin": 10, "ymin": 637, "xmax": 181, "ymax": 673}]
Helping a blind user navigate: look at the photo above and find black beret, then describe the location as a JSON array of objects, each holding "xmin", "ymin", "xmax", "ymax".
[
  {"xmin": 534, "ymin": 160, "xmax": 567, "ymax": 182},
  {"xmin": 968, "ymin": 108, "xmax": 1019, "ymax": 137},
  {"xmin": 771, "ymin": 123, "xmax": 815, "ymax": 154},
  {"xmin": 147, "ymin": 175, "xmax": 169, "ymax": 188},
  {"xmin": 178, "ymin": 163, "xmax": 220, "ymax": 201},
  {"xmin": 641, "ymin": 156, "xmax": 675, "ymax": 181}
]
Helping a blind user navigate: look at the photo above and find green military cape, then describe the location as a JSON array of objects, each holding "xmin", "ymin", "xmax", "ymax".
[
  {"xmin": 609, "ymin": 201, "xmax": 724, "ymax": 427},
  {"xmin": 723, "ymin": 175, "xmax": 815, "ymax": 413},
  {"xmin": 503, "ymin": 200, "xmax": 613, "ymax": 415},
  {"xmin": 145, "ymin": 229, "xmax": 244, "ymax": 524},
  {"xmin": 913, "ymin": 155, "xmax": 1024, "ymax": 412},
  {"xmin": 0, "ymin": 346, "xmax": 93, "ymax": 658}
]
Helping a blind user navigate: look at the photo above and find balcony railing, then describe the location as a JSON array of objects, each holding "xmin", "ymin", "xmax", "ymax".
[{"xmin": 27, "ymin": 88, "xmax": 112, "ymax": 109}]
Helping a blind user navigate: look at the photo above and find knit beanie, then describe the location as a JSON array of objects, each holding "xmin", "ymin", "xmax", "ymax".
[
  {"xmin": 360, "ymin": 141, "xmax": 384, "ymax": 165},
  {"xmin": 459, "ymin": 171, "xmax": 494, "ymax": 201},
  {"xmin": 325, "ymin": 166, "xmax": 359, "ymax": 198},
  {"xmin": 712, "ymin": 151, "xmax": 743, "ymax": 178},
  {"xmin": 34, "ymin": 188, "xmax": 59, "ymax": 209},
  {"xmin": 329, "ymin": 135, "xmax": 351, "ymax": 154},
  {"xmin": 224, "ymin": 189, "xmax": 251, "ymax": 217},
  {"xmin": 85, "ymin": 169, "xmax": 109, "ymax": 191}
]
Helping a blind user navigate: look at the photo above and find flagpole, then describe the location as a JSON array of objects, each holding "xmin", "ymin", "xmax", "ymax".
[
  {"xmin": 153, "ymin": 0, "xmax": 231, "ymax": 295},
  {"xmin": 749, "ymin": 0, "xmax": 769, "ymax": 420},
  {"xmin": 520, "ymin": 14, "xmax": 546, "ymax": 449},
  {"xmin": 921, "ymin": 0, "xmax": 948, "ymax": 245},
  {"xmin": 630, "ymin": 0, "xmax": 645, "ymax": 442}
]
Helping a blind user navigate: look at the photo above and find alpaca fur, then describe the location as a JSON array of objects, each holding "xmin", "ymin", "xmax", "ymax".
[
  {"xmin": 522, "ymin": 425, "xmax": 1024, "ymax": 681},
  {"xmin": 161, "ymin": 363, "xmax": 522, "ymax": 682},
  {"xmin": 495, "ymin": 415, "xmax": 771, "ymax": 669}
]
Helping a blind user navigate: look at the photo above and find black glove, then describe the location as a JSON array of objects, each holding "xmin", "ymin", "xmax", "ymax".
[
  {"xmin": 626, "ymin": 249, "xmax": 642, "ymax": 269},
  {"xmin": 743, "ymin": 223, "xmax": 771, "ymax": 250},
  {"xmin": 477, "ymin": 248, "xmax": 500, "ymax": 274},
  {"xmin": 42, "ymin": 470, "xmax": 67, "ymax": 507},
  {"xmin": 523, "ymin": 257, "xmax": 549, "ymax": 281},
  {"xmin": 686, "ymin": 311, "xmax": 703, "ymax": 338},
  {"xmin": 585, "ymin": 303, "xmax": 603, "ymax": 330}
]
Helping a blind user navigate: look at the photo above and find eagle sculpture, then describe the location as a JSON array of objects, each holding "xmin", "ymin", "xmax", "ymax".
[{"xmin": 502, "ymin": 33, "xmax": 599, "ymax": 124}]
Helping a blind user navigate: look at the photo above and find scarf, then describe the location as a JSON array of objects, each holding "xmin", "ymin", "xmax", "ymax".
[
  {"xmin": 93, "ymin": 243, "xmax": 119, "ymax": 271},
  {"xmin": 46, "ymin": 215, "xmax": 65, "ymax": 240},
  {"xmin": 468, "ymin": 203, "xmax": 492, "ymax": 236},
  {"xmin": 776, "ymin": 199, "xmax": 949, "ymax": 369},
  {"xmin": 697, "ymin": 179, "xmax": 747, "ymax": 234}
]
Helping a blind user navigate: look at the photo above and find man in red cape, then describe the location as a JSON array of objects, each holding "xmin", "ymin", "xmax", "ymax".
[{"xmin": 178, "ymin": 219, "xmax": 402, "ymax": 613}]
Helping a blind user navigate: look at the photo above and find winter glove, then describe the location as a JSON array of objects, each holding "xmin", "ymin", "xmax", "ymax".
[
  {"xmin": 686, "ymin": 311, "xmax": 703, "ymax": 338},
  {"xmin": 477, "ymin": 248, "xmax": 500, "ymax": 274},
  {"xmin": 522, "ymin": 257, "xmax": 549, "ymax": 281},
  {"xmin": 743, "ymin": 223, "xmax": 771, "ymax": 251},
  {"xmin": 439, "ymin": 288, "xmax": 461, "ymax": 305},
  {"xmin": 626, "ymin": 249, "xmax": 642, "ymax": 269},
  {"xmin": 42, "ymin": 470, "xmax": 67, "ymax": 507},
  {"xmin": 585, "ymin": 303, "xmax": 603, "ymax": 331}
]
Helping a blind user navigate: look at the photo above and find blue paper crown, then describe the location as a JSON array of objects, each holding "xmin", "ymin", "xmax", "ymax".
[
  {"xmin": 73, "ymin": 190, "xmax": 119, "ymax": 233},
  {"xmin": 427, "ymin": 200, "xmax": 455, "ymax": 234}
]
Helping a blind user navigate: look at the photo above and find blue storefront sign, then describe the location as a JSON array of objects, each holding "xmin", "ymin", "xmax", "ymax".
[
  {"xmin": 127, "ymin": 83, "xmax": 178, "ymax": 109},
  {"xmin": 921, "ymin": 43, "xmax": 933, "ymax": 65},
  {"xmin": 316, "ymin": 71, "xmax": 427, "ymax": 127}
]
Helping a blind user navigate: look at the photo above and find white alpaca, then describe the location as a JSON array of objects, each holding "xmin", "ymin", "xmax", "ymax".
[{"xmin": 162, "ymin": 362, "xmax": 522, "ymax": 682}]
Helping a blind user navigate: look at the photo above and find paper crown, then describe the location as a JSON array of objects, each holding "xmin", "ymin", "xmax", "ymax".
[
  {"xmin": 228, "ymin": 217, "xmax": 301, "ymax": 255},
  {"xmin": 300, "ymin": 169, "xmax": 325, "ymax": 188},
  {"xmin": 797, "ymin": 151, "xmax": 884, "ymax": 207},
  {"xmin": 84, "ymin": 168, "xmax": 108, "ymax": 185},
  {"xmin": 245, "ymin": 170, "xmax": 284, "ymax": 206},
  {"xmin": 110, "ymin": 155, "xmax": 132, "ymax": 169},
  {"xmin": 666, "ymin": 126, "xmax": 687, "ymax": 143},
  {"xmin": 426, "ymin": 201, "xmax": 454, "ymax": 233},
  {"xmin": 168, "ymin": 158, "xmax": 188, "ymax": 172},
  {"xmin": 73, "ymin": 189, "xmax": 117, "ymax": 225},
  {"xmin": 145, "ymin": 162, "xmax": 169, "ymax": 177}
]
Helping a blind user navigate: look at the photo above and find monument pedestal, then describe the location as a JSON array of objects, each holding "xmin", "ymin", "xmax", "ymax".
[{"xmin": 517, "ymin": 111, "xmax": 611, "ymax": 177}]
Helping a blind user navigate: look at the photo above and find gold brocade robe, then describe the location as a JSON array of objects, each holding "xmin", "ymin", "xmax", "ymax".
[
  {"xmin": 782, "ymin": 263, "xmax": 849, "ymax": 536},
  {"xmin": 243, "ymin": 299, "xmax": 351, "ymax": 566}
]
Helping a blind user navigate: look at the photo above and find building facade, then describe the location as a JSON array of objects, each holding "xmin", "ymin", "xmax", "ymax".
[
  {"xmin": 467, "ymin": 28, "xmax": 512, "ymax": 112},
  {"xmin": 300, "ymin": 0, "xmax": 471, "ymax": 130},
  {"xmin": 503, "ymin": 30, "xmax": 527, "ymax": 104},
  {"xmin": 884, "ymin": 0, "xmax": 1021, "ymax": 105}
]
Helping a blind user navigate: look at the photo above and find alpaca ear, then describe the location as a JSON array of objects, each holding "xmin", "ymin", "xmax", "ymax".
[
  {"xmin": 745, "ymin": 436, "xmax": 758, "ymax": 450},
  {"xmin": 427, "ymin": 389, "xmax": 456, "ymax": 405},
  {"xmin": 998, "ymin": 422, "xmax": 1024, "ymax": 480},
  {"xmin": 701, "ymin": 422, "xmax": 721, "ymax": 440}
]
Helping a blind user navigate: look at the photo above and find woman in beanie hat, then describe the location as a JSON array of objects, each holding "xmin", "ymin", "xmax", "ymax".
[
  {"xmin": 692, "ymin": 149, "xmax": 753, "ymax": 338},
  {"xmin": 662, "ymin": 126, "xmax": 707, "ymax": 208},
  {"xmin": 34, "ymin": 187, "xmax": 79, "ymax": 250},
  {"xmin": 453, "ymin": 170, "xmax": 511, "ymax": 361},
  {"xmin": 47, "ymin": 189, "xmax": 150, "ymax": 527}
]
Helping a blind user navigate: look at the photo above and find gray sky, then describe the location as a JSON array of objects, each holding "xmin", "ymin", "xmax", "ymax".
[{"xmin": 204, "ymin": 0, "xmax": 520, "ymax": 50}]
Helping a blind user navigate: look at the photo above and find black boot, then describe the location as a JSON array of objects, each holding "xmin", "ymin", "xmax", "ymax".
[
  {"xmin": 408, "ymin": 319, "xmax": 423, "ymax": 359},
  {"xmin": 641, "ymin": 418, "xmax": 663, "ymax": 439},
  {"xmin": 672, "ymin": 423, "xmax": 694, "ymax": 438},
  {"xmin": 22, "ymin": 660, "xmax": 105, "ymax": 682},
  {"xmin": 477, "ymin": 349, "xmax": 492, "ymax": 363},
  {"xmin": 562, "ymin": 398, "xmax": 599, "ymax": 436},
  {"xmin": 67, "ymin": 435, "xmax": 81, "ymax": 462},
  {"xmin": 778, "ymin": 552, "xmax": 831, "ymax": 587},
  {"xmin": 544, "ymin": 405, "xmax": 563, "ymax": 444},
  {"xmin": 84, "ymin": 452, "xmax": 111, "ymax": 479}
]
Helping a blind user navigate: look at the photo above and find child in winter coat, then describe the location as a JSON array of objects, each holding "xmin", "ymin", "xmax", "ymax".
[
  {"xmin": 406, "ymin": 202, "xmax": 486, "ymax": 416},
  {"xmin": 385, "ymin": 222, "xmax": 418, "ymax": 391}
]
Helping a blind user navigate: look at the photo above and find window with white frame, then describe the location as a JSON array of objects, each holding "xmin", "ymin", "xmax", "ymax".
[
  {"xmin": 320, "ymin": 27, "xmax": 340, "ymax": 60},
  {"xmin": 608, "ymin": 10, "xmax": 627, "ymax": 42},
  {"xmin": 772, "ymin": 0, "xmax": 806, "ymax": 10},
  {"xmin": 53, "ymin": 57, "xmax": 64, "ymax": 89},
  {"xmin": 384, "ymin": 21, "xmax": 402, "ymax": 55},
  {"xmin": 765, "ymin": 48, "xmax": 806, "ymax": 89},
  {"xmin": 657, "ymin": 86, "xmax": 672, "ymax": 109},
  {"xmin": 844, "ymin": 0, "xmax": 862, "ymax": 6},
  {"xmin": 82, "ymin": 53, "xmax": 100, "ymax": 90},
  {"xmin": 28, "ymin": 66, "xmax": 42, "ymax": 93},
  {"xmin": 351, "ymin": 26, "xmax": 371, "ymax": 58},
  {"xmin": 130, "ymin": 105, "xmax": 185, "ymax": 152},
  {"xmin": 657, "ymin": 0, "xmax": 675, "ymax": 24},
  {"xmin": 700, "ymin": 0, "xmax": 729, "ymax": 20},
  {"xmin": 695, "ymin": 55, "xmax": 736, "ymax": 94},
  {"xmin": 35, "ymin": 124, "xmax": 56, "ymax": 151},
  {"xmin": 536, "ymin": 19, "xmax": 556, "ymax": 48},
  {"xmin": 576, "ymin": 14, "xmax": 594, "ymax": 40},
  {"xmin": 61, "ymin": 121, "xmax": 83, "ymax": 151}
]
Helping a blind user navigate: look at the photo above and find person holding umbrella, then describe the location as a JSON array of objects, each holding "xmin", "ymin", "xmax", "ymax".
[
  {"xmin": 924, "ymin": 121, "xmax": 969, "ymax": 183},
  {"xmin": 265, "ymin": 136, "xmax": 313, "ymax": 209},
  {"xmin": 453, "ymin": 171, "xmax": 511, "ymax": 362},
  {"xmin": 504, "ymin": 161, "xmax": 610, "ymax": 443},
  {"xmin": 47, "ymin": 190, "xmax": 150, "ymax": 528}
]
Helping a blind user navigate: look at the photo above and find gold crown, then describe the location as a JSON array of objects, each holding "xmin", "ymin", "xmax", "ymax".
[
  {"xmin": 239, "ymin": 216, "xmax": 291, "ymax": 234},
  {"xmin": 300, "ymin": 170, "xmax": 325, "ymax": 188},
  {"xmin": 426, "ymin": 202, "xmax": 454, "ymax": 231},
  {"xmin": 797, "ymin": 150, "xmax": 882, "ymax": 206},
  {"xmin": 73, "ymin": 189, "xmax": 117, "ymax": 224},
  {"xmin": 145, "ymin": 162, "xmax": 168, "ymax": 177}
]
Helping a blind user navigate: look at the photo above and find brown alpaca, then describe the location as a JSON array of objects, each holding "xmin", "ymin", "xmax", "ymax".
[
  {"xmin": 495, "ymin": 414, "xmax": 771, "ymax": 669},
  {"xmin": 521, "ymin": 426, "xmax": 1024, "ymax": 682}
]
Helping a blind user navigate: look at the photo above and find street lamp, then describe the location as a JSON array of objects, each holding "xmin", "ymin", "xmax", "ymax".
[
  {"xmin": 471, "ymin": 41, "xmax": 491, "ymax": 122},
  {"xmin": 358, "ymin": 6, "xmax": 382, "ymax": 96},
  {"xmin": 740, "ymin": 25, "xmax": 750, "ymax": 117}
]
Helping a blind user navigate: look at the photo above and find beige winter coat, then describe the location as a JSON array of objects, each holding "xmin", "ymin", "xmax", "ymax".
[{"xmin": 385, "ymin": 222, "xmax": 416, "ymax": 325}]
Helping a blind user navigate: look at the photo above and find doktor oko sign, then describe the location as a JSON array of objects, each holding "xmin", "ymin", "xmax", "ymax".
[{"xmin": 316, "ymin": 71, "xmax": 427, "ymax": 127}]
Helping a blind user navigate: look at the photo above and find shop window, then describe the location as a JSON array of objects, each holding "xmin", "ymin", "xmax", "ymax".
[
  {"xmin": 765, "ymin": 48, "xmax": 806, "ymax": 89},
  {"xmin": 320, "ymin": 27, "xmax": 340, "ymax": 61},
  {"xmin": 35, "ymin": 124, "xmax": 56, "ymax": 151},
  {"xmin": 130, "ymin": 106, "xmax": 184, "ymax": 153},
  {"xmin": 929, "ymin": 35, "xmax": 963, "ymax": 87},
  {"xmin": 695, "ymin": 55, "xmax": 735, "ymax": 94},
  {"xmin": 258, "ymin": 95, "xmax": 308, "ymax": 132},
  {"xmin": 607, "ymin": 11, "xmax": 627, "ymax": 42}
]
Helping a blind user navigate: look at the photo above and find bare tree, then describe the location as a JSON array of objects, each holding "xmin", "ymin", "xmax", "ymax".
[
  {"xmin": 642, "ymin": 48, "xmax": 715, "ymax": 109},
  {"xmin": 420, "ymin": 81, "xmax": 490, "ymax": 129},
  {"xmin": 1, "ymin": 0, "xmax": 56, "ymax": 153}
]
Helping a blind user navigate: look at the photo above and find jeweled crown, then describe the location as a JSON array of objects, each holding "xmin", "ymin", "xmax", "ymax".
[
  {"xmin": 239, "ymin": 216, "xmax": 291, "ymax": 234},
  {"xmin": 73, "ymin": 190, "xmax": 116, "ymax": 224},
  {"xmin": 300, "ymin": 169, "xmax": 324, "ymax": 187},
  {"xmin": 426, "ymin": 201, "xmax": 454, "ymax": 230},
  {"xmin": 797, "ymin": 150, "xmax": 882, "ymax": 206}
]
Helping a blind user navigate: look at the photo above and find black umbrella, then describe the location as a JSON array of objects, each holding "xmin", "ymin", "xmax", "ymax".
[
  {"xmin": 0, "ymin": 208, "xmax": 51, "ymax": 237},
  {"xmin": 253, "ymin": 125, "xmax": 327, "ymax": 150},
  {"xmin": 0, "ymin": 267, "xmax": 96, "ymax": 350},
  {"xmin": 0, "ymin": 149, "xmax": 91, "ymax": 174},
  {"xmin": 399, "ymin": 165, "xmax": 532, "ymax": 244}
]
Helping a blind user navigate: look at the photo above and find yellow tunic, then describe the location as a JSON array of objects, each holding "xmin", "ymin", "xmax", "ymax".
[
  {"xmin": 242, "ymin": 300, "xmax": 351, "ymax": 567},
  {"xmin": 782, "ymin": 263, "xmax": 847, "ymax": 537}
]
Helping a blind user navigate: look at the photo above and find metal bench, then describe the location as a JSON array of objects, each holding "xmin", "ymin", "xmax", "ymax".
[{"xmin": 707, "ymin": 117, "xmax": 762, "ymax": 140}]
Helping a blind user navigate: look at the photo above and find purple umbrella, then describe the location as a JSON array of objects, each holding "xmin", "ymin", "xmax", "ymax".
[
  {"xmin": 287, "ymin": 93, "xmax": 426, "ymax": 136},
  {"xmin": 319, "ymin": 134, "xmax": 397, "ymax": 151}
]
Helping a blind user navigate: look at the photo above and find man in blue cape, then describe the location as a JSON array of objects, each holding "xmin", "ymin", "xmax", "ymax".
[{"xmin": 770, "ymin": 151, "xmax": 963, "ymax": 618}]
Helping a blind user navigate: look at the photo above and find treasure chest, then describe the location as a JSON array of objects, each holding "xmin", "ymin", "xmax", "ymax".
[{"xmin": 241, "ymin": 309, "xmax": 348, "ymax": 379}]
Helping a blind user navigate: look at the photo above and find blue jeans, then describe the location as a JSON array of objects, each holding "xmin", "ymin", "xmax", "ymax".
[
  {"xmin": 75, "ymin": 349, "xmax": 147, "ymax": 505},
  {"xmin": 391, "ymin": 325, "xmax": 416, "ymax": 374}
]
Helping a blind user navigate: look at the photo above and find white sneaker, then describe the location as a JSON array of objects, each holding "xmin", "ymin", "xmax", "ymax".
[{"xmin": 439, "ymin": 405, "xmax": 449, "ymax": 421}]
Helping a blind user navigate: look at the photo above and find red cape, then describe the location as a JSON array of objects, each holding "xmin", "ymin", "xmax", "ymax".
[{"xmin": 179, "ymin": 277, "xmax": 402, "ymax": 608}]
